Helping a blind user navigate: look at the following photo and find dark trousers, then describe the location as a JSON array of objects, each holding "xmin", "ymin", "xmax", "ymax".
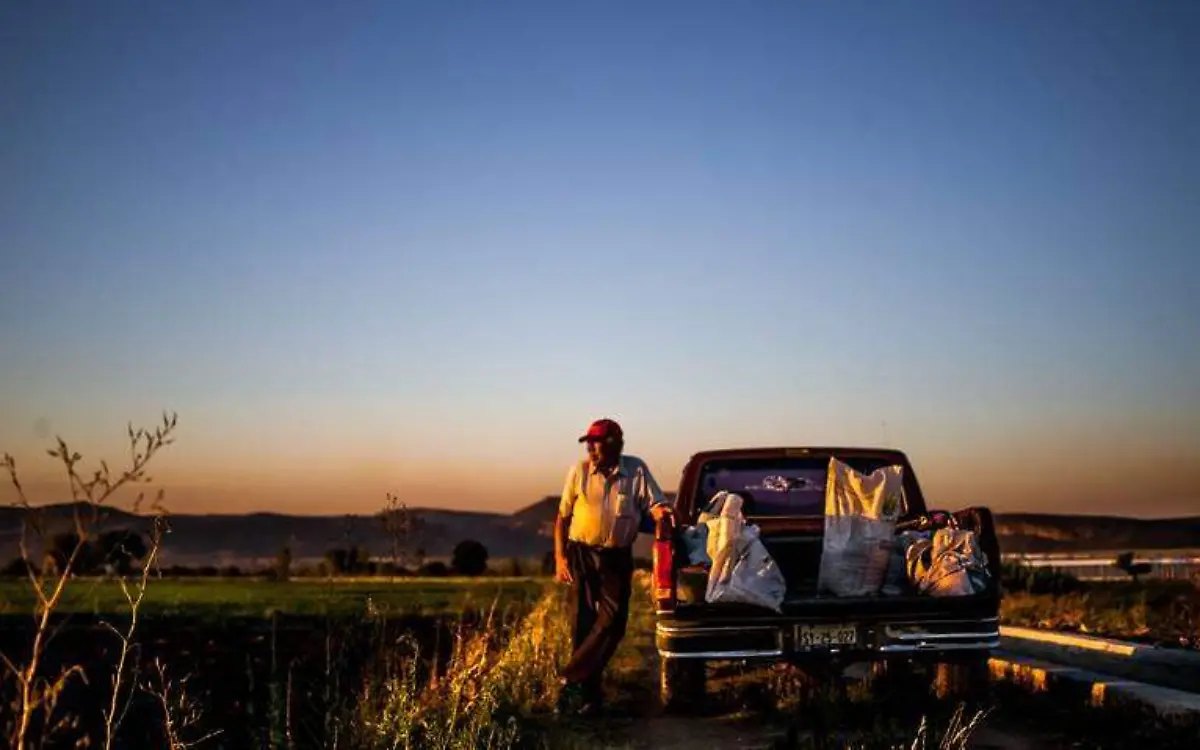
[{"xmin": 560, "ymin": 541, "xmax": 634, "ymax": 698}]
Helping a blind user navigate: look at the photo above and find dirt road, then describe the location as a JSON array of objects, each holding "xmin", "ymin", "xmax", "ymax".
[
  {"xmin": 560, "ymin": 694, "xmax": 1071, "ymax": 750},
  {"xmin": 575, "ymin": 620, "xmax": 1080, "ymax": 750},
  {"xmin": 614, "ymin": 715, "xmax": 1061, "ymax": 750},
  {"xmin": 548, "ymin": 577, "xmax": 1188, "ymax": 749}
]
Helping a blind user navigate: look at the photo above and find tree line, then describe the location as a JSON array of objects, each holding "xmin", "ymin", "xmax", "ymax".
[
  {"xmin": 1, "ymin": 529, "xmax": 148, "ymax": 577},
  {"xmin": 0, "ymin": 530, "xmax": 568, "ymax": 579}
]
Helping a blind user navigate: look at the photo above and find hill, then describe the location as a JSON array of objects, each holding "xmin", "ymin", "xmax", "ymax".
[
  {"xmin": 0, "ymin": 502, "xmax": 554, "ymax": 568},
  {"xmin": 992, "ymin": 513, "xmax": 1200, "ymax": 554},
  {"xmin": 2, "ymin": 501, "xmax": 1197, "ymax": 568}
]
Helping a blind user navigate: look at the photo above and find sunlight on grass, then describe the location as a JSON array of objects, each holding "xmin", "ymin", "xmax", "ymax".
[
  {"xmin": 351, "ymin": 584, "xmax": 572, "ymax": 749},
  {"xmin": 348, "ymin": 572, "xmax": 990, "ymax": 750},
  {"xmin": 0, "ymin": 578, "xmax": 545, "ymax": 618}
]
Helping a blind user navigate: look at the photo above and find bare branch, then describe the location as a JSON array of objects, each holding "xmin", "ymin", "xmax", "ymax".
[
  {"xmin": 143, "ymin": 659, "xmax": 222, "ymax": 750},
  {"xmin": 3, "ymin": 413, "xmax": 178, "ymax": 750}
]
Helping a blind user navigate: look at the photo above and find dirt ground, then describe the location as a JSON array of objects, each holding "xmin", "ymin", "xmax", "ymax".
[
  {"xmin": 549, "ymin": 596, "xmax": 1092, "ymax": 750},
  {"xmin": 543, "ymin": 572, "xmax": 1200, "ymax": 750},
  {"xmin": 554, "ymin": 674, "xmax": 1083, "ymax": 750},
  {"xmin": 611, "ymin": 716, "xmax": 1060, "ymax": 750}
]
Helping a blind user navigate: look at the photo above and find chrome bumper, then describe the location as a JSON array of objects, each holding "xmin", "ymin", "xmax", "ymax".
[{"xmin": 656, "ymin": 617, "xmax": 1000, "ymax": 660}]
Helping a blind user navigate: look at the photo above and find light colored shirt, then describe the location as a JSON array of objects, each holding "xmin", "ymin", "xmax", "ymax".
[{"xmin": 559, "ymin": 454, "xmax": 669, "ymax": 548}]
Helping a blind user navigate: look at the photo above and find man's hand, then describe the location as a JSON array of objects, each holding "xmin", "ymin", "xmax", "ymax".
[
  {"xmin": 555, "ymin": 553, "xmax": 574, "ymax": 584},
  {"xmin": 649, "ymin": 504, "xmax": 674, "ymax": 523},
  {"xmin": 554, "ymin": 513, "xmax": 573, "ymax": 584}
]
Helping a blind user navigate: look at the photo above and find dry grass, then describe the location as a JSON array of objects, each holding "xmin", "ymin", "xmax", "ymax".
[
  {"xmin": 2, "ymin": 412, "xmax": 180, "ymax": 750},
  {"xmin": 1001, "ymin": 580, "xmax": 1200, "ymax": 646},
  {"xmin": 348, "ymin": 586, "xmax": 571, "ymax": 750},
  {"xmin": 346, "ymin": 574, "xmax": 990, "ymax": 750},
  {"xmin": 142, "ymin": 658, "xmax": 223, "ymax": 750}
]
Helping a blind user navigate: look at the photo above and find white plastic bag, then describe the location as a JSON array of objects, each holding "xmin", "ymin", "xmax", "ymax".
[
  {"xmin": 680, "ymin": 524, "xmax": 711, "ymax": 565},
  {"xmin": 905, "ymin": 527, "xmax": 990, "ymax": 597},
  {"xmin": 817, "ymin": 458, "xmax": 906, "ymax": 597},
  {"xmin": 704, "ymin": 491, "xmax": 744, "ymax": 564},
  {"xmin": 703, "ymin": 492, "xmax": 787, "ymax": 612},
  {"xmin": 675, "ymin": 490, "xmax": 733, "ymax": 569}
]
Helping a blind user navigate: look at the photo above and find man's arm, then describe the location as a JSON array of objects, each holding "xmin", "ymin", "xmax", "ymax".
[
  {"xmin": 554, "ymin": 514, "xmax": 572, "ymax": 580},
  {"xmin": 555, "ymin": 464, "xmax": 577, "ymax": 583},
  {"xmin": 638, "ymin": 460, "xmax": 673, "ymax": 521}
]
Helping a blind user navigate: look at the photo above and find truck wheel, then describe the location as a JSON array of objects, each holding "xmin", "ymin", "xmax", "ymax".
[
  {"xmin": 934, "ymin": 655, "xmax": 991, "ymax": 703},
  {"xmin": 659, "ymin": 658, "xmax": 706, "ymax": 713}
]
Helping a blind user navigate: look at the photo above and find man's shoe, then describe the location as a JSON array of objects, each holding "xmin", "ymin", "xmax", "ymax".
[
  {"xmin": 575, "ymin": 682, "xmax": 604, "ymax": 717},
  {"xmin": 555, "ymin": 681, "xmax": 586, "ymax": 715}
]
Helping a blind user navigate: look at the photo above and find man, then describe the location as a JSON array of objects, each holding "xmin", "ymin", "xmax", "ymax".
[{"xmin": 554, "ymin": 417, "xmax": 672, "ymax": 716}]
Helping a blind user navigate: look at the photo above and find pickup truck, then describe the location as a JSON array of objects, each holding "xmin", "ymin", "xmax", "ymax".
[{"xmin": 651, "ymin": 446, "xmax": 1002, "ymax": 711}]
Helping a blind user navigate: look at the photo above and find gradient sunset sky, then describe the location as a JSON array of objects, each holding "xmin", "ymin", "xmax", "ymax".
[{"xmin": 3, "ymin": 1, "xmax": 1198, "ymax": 517}]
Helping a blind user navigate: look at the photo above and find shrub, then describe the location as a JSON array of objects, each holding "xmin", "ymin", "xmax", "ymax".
[
  {"xmin": 418, "ymin": 561, "xmax": 451, "ymax": 577},
  {"xmin": 2, "ymin": 558, "xmax": 37, "ymax": 578},
  {"xmin": 452, "ymin": 540, "xmax": 489, "ymax": 577}
]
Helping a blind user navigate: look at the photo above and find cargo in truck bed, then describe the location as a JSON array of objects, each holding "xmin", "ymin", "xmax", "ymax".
[{"xmin": 650, "ymin": 446, "xmax": 1002, "ymax": 712}]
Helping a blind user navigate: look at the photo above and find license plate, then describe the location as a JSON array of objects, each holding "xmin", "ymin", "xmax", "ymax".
[{"xmin": 795, "ymin": 623, "xmax": 858, "ymax": 649}]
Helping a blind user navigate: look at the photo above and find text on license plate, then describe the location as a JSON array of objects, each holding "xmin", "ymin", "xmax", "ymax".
[{"xmin": 795, "ymin": 623, "xmax": 858, "ymax": 649}]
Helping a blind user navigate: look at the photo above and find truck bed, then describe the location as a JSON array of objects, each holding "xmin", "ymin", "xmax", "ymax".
[{"xmin": 652, "ymin": 448, "xmax": 1004, "ymax": 714}]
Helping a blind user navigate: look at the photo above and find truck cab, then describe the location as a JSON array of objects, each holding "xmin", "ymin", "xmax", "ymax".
[{"xmin": 651, "ymin": 446, "xmax": 1002, "ymax": 710}]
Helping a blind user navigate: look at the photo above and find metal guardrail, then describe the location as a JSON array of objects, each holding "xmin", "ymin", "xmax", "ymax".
[
  {"xmin": 1001, "ymin": 553, "xmax": 1200, "ymax": 581},
  {"xmin": 1004, "ymin": 548, "xmax": 1200, "ymax": 560},
  {"xmin": 988, "ymin": 650, "xmax": 1200, "ymax": 719},
  {"xmin": 1007, "ymin": 556, "xmax": 1200, "ymax": 567},
  {"xmin": 1000, "ymin": 626, "xmax": 1141, "ymax": 656},
  {"xmin": 1000, "ymin": 625, "xmax": 1200, "ymax": 694}
]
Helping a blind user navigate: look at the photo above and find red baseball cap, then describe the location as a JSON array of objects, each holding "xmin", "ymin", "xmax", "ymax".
[{"xmin": 578, "ymin": 418, "xmax": 623, "ymax": 443}]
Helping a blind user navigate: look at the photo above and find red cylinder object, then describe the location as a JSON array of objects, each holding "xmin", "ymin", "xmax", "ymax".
[{"xmin": 652, "ymin": 514, "xmax": 677, "ymax": 608}]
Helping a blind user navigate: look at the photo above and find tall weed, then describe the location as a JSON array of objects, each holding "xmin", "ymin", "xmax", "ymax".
[{"xmin": 352, "ymin": 585, "xmax": 570, "ymax": 750}]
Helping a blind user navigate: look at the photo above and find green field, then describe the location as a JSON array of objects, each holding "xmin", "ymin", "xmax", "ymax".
[{"xmin": 0, "ymin": 576, "xmax": 549, "ymax": 618}]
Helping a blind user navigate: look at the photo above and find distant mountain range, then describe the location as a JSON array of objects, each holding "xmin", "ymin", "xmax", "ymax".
[
  {"xmin": 3, "ymin": 500, "xmax": 1198, "ymax": 568},
  {"xmin": 991, "ymin": 513, "xmax": 1200, "ymax": 555}
]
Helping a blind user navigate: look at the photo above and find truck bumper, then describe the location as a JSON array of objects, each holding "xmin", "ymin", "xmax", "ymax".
[{"xmin": 655, "ymin": 615, "xmax": 1000, "ymax": 662}]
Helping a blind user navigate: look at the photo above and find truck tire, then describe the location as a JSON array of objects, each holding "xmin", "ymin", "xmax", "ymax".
[
  {"xmin": 659, "ymin": 658, "xmax": 706, "ymax": 713},
  {"xmin": 934, "ymin": 654, "xmax": 991, "ymax": 702}
]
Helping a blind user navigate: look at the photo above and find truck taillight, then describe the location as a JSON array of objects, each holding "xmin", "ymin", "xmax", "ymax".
[{"xmin": 652, "ymin": 514, "xmax": 677, "ymax": 611}]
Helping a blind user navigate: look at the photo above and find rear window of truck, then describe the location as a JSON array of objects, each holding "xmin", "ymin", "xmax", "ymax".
[{"xmin": 694, "ymin": 455, "xmax": 904, "ymax": 517}]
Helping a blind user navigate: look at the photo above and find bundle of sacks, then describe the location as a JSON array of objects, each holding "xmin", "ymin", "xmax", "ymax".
[
  {"xmin": 817, "ymin": 457, "xmax": 991, "ymax": 598},
  {"xmin": 676, "ymin": 456, "xmax": 991, "ymax": 609},
  {"xmin": 899, "ymin": 527, "xmax": 991, "ymax": 597}
]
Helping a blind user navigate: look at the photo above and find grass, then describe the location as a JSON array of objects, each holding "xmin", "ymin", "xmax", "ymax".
[
  {"xmin": 1000, "ymin": 579, "xmax": 1200, "ymax": 646},
  {"xmin": 4, "ymin": 563, "xmax": 996, "ymax": 749},
  {"xmin": 347, "ymin": 583, "xmax": 574, "ymax": 750},
  {"xmin": 5, "ymin": 570, "xmax": 1192, "ymax": 641},
  {"xmin": 9, "ymin": 567, "xmax": 1193, "ymax": 747},
  {"xmin": 4, "ymin": 565, "xmax": 1193, "ymax": 747},
  {"xmin": 0, "ymin": 577, "xmax": 546, "ymax": 619},
  {"xmin": 13, "ymin": 564, "xmax": 1195, "ymax": 748}
]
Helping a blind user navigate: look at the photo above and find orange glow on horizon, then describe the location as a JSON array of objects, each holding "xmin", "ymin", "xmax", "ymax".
[{"xmin": 4, "ymin": 435, "xmax": 1198, "ymax": 518}]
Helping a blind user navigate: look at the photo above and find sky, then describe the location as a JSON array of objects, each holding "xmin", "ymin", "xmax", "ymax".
[{"xmin": 2, "ymin": 1, "xmax": 1198, "ymax": 517}]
